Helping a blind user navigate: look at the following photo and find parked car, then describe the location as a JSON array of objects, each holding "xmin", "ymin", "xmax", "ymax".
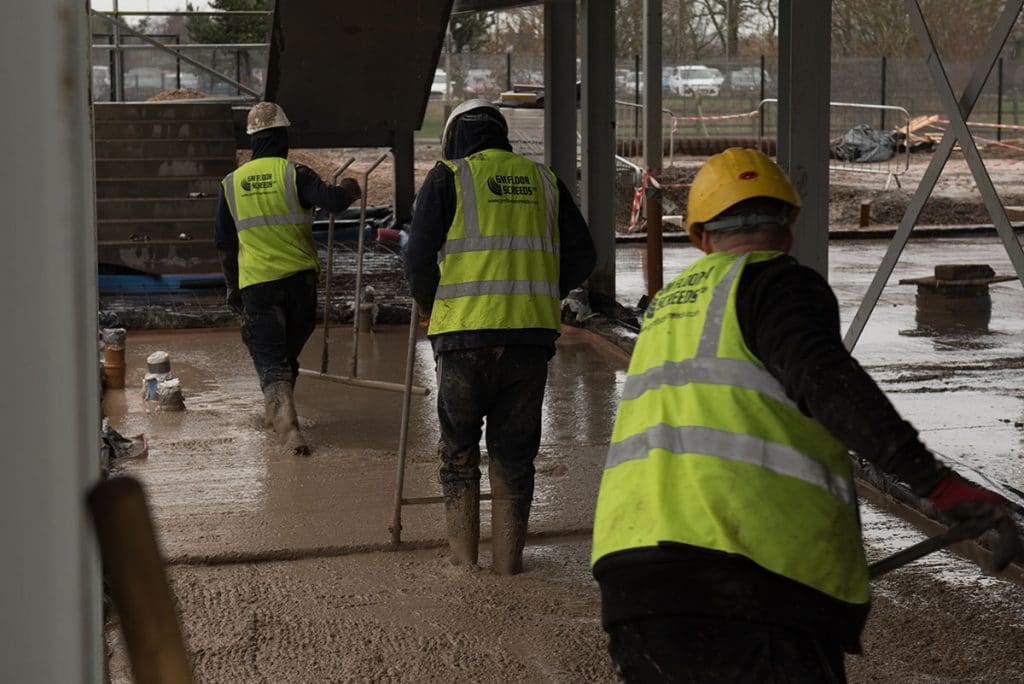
[
  {"xmin": 463, "ymin": 68, "xmax": 498, "ymax": 97},
  {"xmin": 431, "ymin": 68, "xmax": 449, "ymax": 98},
  {"xmin": 728, "ymin": 66, "xmax": 773, "ymax": 93},
  {"xmin": 669, "ymin": 65, "xmax": 724, "ymax": 97},
  {"xmin": 617, "ymin": 69, "xmax": 645, "ymax": 96}
]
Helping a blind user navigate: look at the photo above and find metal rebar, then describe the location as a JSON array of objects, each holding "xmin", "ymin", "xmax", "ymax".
[
  {"xmin": 390, "ymin": 302, "xmax": 421, "ymax": 548},
  {"xmin": 350, "ymin": 151, "xmax": 390, "ymax": 379},
  {"xmin": 320, "ymin": 158, "xmax": 355, "ymax": 375}
]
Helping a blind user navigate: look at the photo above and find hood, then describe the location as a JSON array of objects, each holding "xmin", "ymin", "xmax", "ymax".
[
  {"xmin": 251, "ymin": 126, "xmax": 289, "ymax": 160},
  {"xmin": 443, "ymin": 114, "xmax": 512, "ymax": 160}
]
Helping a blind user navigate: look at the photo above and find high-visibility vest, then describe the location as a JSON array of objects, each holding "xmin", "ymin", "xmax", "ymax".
[
  {"xmin": 222, "ymin": 157, "xmax": 317, "ymax": 289},
  {"xmin": 427, "ymin": 149, "xmax": 561, "ymax": 335},
  {"xmin": 591, "ymin": 251, "xmax": 870, "ymax": 606}
]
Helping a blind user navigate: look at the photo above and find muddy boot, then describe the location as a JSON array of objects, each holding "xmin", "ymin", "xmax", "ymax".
[
  {"xmin": 265, "ymin": 381, "xmax": 310, "ymax": 456},
  {"xmin": 262, "ymin": 393, "xmax": 274, "ymax": 429},
  {"xmin": 443, "ymin": 480, "xmax": 480, "ymax": 567},
  {"xmin": 489, "ymin": 467, "xmax": 530, "ymax": 575}
]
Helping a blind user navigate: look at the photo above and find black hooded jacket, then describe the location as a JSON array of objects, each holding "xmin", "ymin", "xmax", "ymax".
[
  {"xmin": 214, "ymin": 127, "xmax": 359, "ymax": 290},
  {"xmin": 404, "ymin": 112, "xmax": 597, "ymax": 356}
]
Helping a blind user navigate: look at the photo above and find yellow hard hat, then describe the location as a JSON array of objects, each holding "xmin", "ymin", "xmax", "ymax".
[
  {"xmin": 246, "ymin": 102, "xmax": 290, "ymax": 135},
  {"xmin": 685, "ymin": 147, "xmax": 800, "ymax": 244}
]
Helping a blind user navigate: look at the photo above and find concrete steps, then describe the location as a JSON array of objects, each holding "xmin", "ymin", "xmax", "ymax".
[
  {"xmin": 93, "ymin": 102, "xmax": 238, "ymax": 275},
  {"xmin": 96, "ymin": 177, "xmax": 221, "ymax": 199}
]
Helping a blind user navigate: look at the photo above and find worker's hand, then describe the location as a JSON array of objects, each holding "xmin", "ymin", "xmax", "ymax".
[
  {"xmin": 226, "ymin": 288, "xmax": 243, "ymax": 314},
  {"xmin": 927, "ymin": 471, "xmax": 1022, "ymax": 571},
  {"xmin": 339, "ymin": 177, "xmax": 362, "ymax": 200}
]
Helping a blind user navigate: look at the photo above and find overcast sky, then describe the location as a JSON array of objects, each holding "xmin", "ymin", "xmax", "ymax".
[{"xmin": 91, "ymin": 1, "xmax": 210, "ymax": 10}]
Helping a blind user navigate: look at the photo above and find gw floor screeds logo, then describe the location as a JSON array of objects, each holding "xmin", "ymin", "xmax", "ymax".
[
  {"xmin": 241, "ymin": 173, "xmax": 276, "ymax": 191},
  {"xmin": 486, "ymin": 174, "xmax": 536, "ymax": 197}
]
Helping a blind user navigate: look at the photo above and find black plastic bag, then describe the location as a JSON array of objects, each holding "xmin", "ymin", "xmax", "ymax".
[{"xmin": 833, "ymin": 124, "xmax": 897, "ymax": 163}]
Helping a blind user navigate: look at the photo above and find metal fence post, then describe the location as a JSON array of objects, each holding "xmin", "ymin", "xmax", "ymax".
[
  {"xmin": 998, "ymin": 57, "xmax": 1004, "ymax": 142},
  {"xmin": 506, "ymin": 51, "xmax": 512, "ymax": 91},
  {"xmin": 880, "ymin": 56, "xmax": 887, "ymax": 130}
]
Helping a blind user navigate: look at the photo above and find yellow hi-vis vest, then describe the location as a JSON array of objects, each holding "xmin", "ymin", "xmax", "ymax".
[
  {"xmin": 591, "ymin": 251, "xmax": 870, "ymax": 606},
  {"xmin": 222, "ymin": 157, "xmax": 317, "ymax": 289},
  {"xmin": 427, "ymin": 149, "xmax": 561, "ymax": 335}
]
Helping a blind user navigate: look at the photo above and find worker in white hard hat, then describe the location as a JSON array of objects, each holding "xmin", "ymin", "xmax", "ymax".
[
  {"xmin": 404, "ymin": 99, "xmax": 596, "ymax": 574},
  {"xmin": 591, "ymin": 148, "xmax": 1022, "ymax": 681},
  {"xmin": 215, "ymin": 102, "xmax": 362, "ymax": 456}
]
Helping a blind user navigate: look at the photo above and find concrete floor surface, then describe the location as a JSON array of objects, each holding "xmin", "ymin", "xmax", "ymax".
[{"xmin": 104, "ymin": 237, "xmax": 1024, "ymax": 682}]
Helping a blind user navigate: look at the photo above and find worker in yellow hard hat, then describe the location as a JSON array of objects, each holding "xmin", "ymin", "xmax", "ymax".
[
  {"xmin": 405, "ymin": 99, "xmax": 596, "ymax": 575},
  {"xmin": 215, "ymin": 102, "xmax": 362, "ymax": 456},
  {"xmin": 591, "ymin": 148, "xmax": 1021, "ymax": 681}
]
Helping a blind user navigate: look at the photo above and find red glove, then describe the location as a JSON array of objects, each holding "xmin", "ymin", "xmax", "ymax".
[
  {"xmin": 927, "ymin": 471, "xmax": 1021, "ymax": 572},
  {"xmin": 927, "ymin": 471, "xmax": 1006, "ymax": 513}
]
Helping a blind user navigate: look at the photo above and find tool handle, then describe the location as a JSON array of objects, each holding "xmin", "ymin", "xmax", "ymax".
[
  {"xmin": 869, "ymin": 514, "xmax": 1000, "ymax": 579},
  {"xmin": 88, "ymin": 477, "xmax": 193, "ymax": 683}
]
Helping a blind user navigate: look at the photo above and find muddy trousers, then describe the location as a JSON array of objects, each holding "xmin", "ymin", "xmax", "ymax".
[
  {"xmin": 435, "ymin": 346, "xmax": 548, "ymax": 571},
  {"xmin": 607, "ymin": 615, "xmax": 846, "ymax": 683},
  {"xmin": 241, "ymin": 270, "xmax": 318, "ymax": 391}
]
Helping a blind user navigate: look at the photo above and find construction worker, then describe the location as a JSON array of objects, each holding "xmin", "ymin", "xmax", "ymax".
[
  {"xmin": 405, "ymin": 99, "xmax": 596, "ymax": 574},
  {"xmin": 591, "ymin": 148, "xmax": 1022, "ymax": 681},
  {"xmin": 215, "ymin": 102, "xmax": 361, "ymax": 456}
]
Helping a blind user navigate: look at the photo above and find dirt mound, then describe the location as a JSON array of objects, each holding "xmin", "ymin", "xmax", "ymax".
[{"xmin": 147, "ymin": 89, "xmax": 208, "ymax": 102}]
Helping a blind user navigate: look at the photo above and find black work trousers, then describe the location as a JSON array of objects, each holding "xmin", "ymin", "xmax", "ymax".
[
  {"xmin": 435, "ymin": 346, "xmax": 549, "ymax": 498},
  {"xmin": 607, "ymin": 614, "xmax": 846, "ymax": 684},
  {"xmin": 241, "ymin": 270, "xmax": 317, "ymax": 391}
]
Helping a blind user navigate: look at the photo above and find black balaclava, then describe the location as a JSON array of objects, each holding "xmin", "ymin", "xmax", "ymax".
[
  {"xmin": 251, "ymin": 126, "xmax": 289, "ymax": 160},
  {"xmin": 444, "ymin": 108, "xmax": 513, "ymax": 160}
]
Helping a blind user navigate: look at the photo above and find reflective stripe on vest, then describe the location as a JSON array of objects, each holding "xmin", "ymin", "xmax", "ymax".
[
  {"xmin": 591, "ymin": 251, "xmax": 869, "ymax": 605},
  {"xmin": 427, "ymin": 149, "xmax": 561, "ymax": 334},
  {"xmin": 222, "ymin": 158, "xmax": 317, "ymax": 289}
]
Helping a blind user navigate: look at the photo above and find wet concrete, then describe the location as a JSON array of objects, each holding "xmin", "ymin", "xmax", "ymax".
[
  {"xmin": 102, "ymin": 237, "xmax": 1024, "ymax": 681},
  {"xmin": 104, "ymin": 326, "xmax": 622, "ymax": 562}
]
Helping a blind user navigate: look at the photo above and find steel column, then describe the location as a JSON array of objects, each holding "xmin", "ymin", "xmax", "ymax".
[
  {"xmin": 643, "ymin": 0, "xmax": 664, "ymax": 296},
  {"xmin": 581, "ymin": 0, "xmax": 617, "ymax": 307},
  {"xmin": 777, "ymin": 0, "xmax": 831, "ymax": 277},
  {"xmin": 0, "ymin": 0, "xmax": 102, "ymax": 678},
  {"xmin": 392, "ymin": 130, "xmax": 416, "ymax": 225},
  {"xmin": 544, "ymin": 0, "xmax": 577, "ymax": 186}
]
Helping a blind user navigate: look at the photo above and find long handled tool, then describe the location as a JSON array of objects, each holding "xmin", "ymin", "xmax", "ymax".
[
  {"xmin": 88, "ymin": 477, "xmax": 193, "ymax": 684},
  {"xmin": 305, "ymin": 152, "xmax": 428, "ymax": 396},
  {"xmin": 869, "ymin": 513, "xmax": 1002, "ymax": 579},
  {"xmin": 319, "ymin": 158, "xmax": 355, "ymax": 375}
]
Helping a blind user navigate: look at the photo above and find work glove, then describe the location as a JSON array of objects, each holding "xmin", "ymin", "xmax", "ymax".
[
  {"xmin": 339, "ymin": 177, "xmax": 362, "ymax": 200},
  {"xmin": 226, "ymin": 288, "xmax": 243, "ymax": 314},
  {"xmin": 927, "ymin": 471, "xmax": 1022, "ymax": 572}
]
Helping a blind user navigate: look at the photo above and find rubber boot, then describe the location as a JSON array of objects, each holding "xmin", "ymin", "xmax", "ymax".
[
  {"xmin": 443, "ymin": 479, "xmax": 480, "ymax": 567},
  {"xmin": 264, "ymin": 381, "xmax": 310, "ymax": 456},
  {"xmin": 262, "ymin": 393, "xmax": 274, "ymax": 429},
  {"xmin": 489, "ymin": 467, "xmax": 530, "ymax": 575}
]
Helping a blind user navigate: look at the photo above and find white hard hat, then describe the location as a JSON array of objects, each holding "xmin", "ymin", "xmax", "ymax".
[
  {"xmin": 246, "ymin": 102, "xmax": 290, "ymax": 135},
  {"xmin": 441, "ymin": 99, "xmax": 506, "ymax": 159}
]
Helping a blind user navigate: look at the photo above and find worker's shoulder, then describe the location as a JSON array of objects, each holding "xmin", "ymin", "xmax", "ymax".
[{"xmin": 744, "ymin": 254, "xmax": 826, "ymax": 287}]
